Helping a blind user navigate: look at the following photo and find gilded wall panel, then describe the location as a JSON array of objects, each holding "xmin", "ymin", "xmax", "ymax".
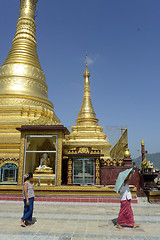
[
  {"xmin": 18, "ymin": 135, "xmax": 25, "ymax": 185},
  {"xmin": 56, "ymin": 133, "xmax": 63, "ymax": 185}
]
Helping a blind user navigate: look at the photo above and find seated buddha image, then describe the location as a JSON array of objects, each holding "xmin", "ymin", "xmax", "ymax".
[{"xmin": 35, "ymin": 153, "xmax": 53, "ymax": 173}]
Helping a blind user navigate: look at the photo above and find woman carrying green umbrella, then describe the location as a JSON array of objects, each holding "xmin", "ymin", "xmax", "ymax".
[{"xmin": 114, "ymin": 168, "xmax": 140, "ymax": 229}]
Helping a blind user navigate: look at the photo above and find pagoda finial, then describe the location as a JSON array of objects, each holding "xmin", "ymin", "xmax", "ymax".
[
  {"xmin": 121, "ymin": 122, "xmax": 123, "ymax": 135},
  {"xmin": 141, "ymin": 139, "xmax": 144, "ymax": 146},
  {"xmin": 83, "ymin": 53, "xmax": 90, "ymax": 78},
  {"xmin": 86, "ymin": 52, "xmax": 88, "ymax": 67}
]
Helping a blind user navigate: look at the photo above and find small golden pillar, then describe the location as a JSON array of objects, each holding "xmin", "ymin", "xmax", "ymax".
[
  {"xmin": 95, "ymin": 158, "xmax": 100, "ymax": 185},
  {"xmin": 67, "ymin": 158, "xmax": 73, "ymax": 185}
]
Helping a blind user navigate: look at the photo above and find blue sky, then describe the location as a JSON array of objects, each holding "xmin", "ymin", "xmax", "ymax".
[{"xmin": 0, "ymin": 0, "xmax": 160, "ymax": 158}]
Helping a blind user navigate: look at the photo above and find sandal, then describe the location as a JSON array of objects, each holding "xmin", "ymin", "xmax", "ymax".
[{"xmin": 20, "ymin": 219, "xmax": 26, "ymax": 227}]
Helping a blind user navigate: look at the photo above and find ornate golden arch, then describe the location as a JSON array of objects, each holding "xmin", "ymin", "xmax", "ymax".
[{"xmin": 0, "ymin": 161, "xmax": 19, "ymax": 169}]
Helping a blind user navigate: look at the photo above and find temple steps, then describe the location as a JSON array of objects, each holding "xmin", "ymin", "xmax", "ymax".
[
  {"xmin": 0, "ymin": 185, "xmax": 138, "ymax": 203},
  {"xmin": 0, "ymin": 194, "xmax": 138, "ymax": 203}
]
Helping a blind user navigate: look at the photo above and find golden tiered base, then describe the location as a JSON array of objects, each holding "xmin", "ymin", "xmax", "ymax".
[{"xmin": 0, "ymin": 185, "xmax": 137, "ymax": 199}]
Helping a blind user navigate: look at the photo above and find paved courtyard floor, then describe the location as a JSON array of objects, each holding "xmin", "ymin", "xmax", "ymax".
[{"xmin": 0, "ymin": 200, "xmax": 160, "ymax": 240}]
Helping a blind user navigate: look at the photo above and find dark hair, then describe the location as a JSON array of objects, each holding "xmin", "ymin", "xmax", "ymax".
[{"xmin": 25, "ymin": 173, "xmax": 33, "ymax": 181}]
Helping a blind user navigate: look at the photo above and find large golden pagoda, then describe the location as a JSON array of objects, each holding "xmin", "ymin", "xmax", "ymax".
[{"xmin": 0, "ymin": 0, "xmax": 59, "ymax": 159}]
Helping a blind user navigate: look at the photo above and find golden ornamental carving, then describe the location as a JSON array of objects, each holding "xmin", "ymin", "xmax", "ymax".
[
  {"xmin": 0, "ymin": 158, "xmax": 19, "ymax": 168},
  {"xmin": 0, "ymin": 64, "xmax": 47, "ymax": 83},
  {"xmin": 103, "ymin": 158, "xmax": 124, "ymax": 167},
  {"xmin": 68, "ymin": 150, "xmax": 78, "ymax": 154},
  {"xmin": 67, "ymin": 158, "xmax": 73, "ymax": 185},
  {"xmin": 29, "ymin": 115, "xmax": 59, "ymax": 126},
  {"xmin": 0, "ymin": 77, "xmax": 47, "ymax": 94},
  {"xmin": 68, "ymin": 165, "xmax": 72, "ymax": 170},
  {"xmin": 0, "ymin": 97, "xmax": 53, "ymax": 110},
  {"xmin": 95, "ymin": 158, "xmax": 100, "ymax": 185},
  {"xmin": 68, "ymin": 147, "xmax": 102, "ymax": 155},
  {"xmin": 106, "ymin": 159, "xmax": 111, "ymax": 166},
  {"xmin": 113, "ymin": 159, "xmax": 117, "ymax": 166},
  {"xmin": 14, "ymin": 17, "xmax": 36, "ymax": 36},
  {"xmin": 78, "ymin": 147, "xmax": 89, "ymax": 154},
  {"xmin": 118, "ymin": 159, "xmax": 123, "ymax": 166}
]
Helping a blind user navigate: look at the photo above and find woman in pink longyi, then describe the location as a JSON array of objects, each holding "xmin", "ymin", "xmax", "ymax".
[{"xmin": 116, "ymin": 171, "xmax": 140, "ymax": 229}]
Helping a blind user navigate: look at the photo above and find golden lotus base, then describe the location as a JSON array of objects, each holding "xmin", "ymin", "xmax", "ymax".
[
  {"xmin": 33, "ymin": 173, "xmax": 55, "ymax": 186},
  {"xmin": 34, "ymin": 169, "xmax": 53, "ymax": 174}
]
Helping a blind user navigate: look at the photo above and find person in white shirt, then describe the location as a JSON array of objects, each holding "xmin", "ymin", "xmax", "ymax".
[{"xmin": 116, "ymin": 170, "xmax": 140, "ymax": 229}]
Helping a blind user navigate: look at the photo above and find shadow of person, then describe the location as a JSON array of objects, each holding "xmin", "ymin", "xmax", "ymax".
[
  {"xmin": 31, "ymin": 217, "xmax": 37, "ymax": 224},
  {"xmin": 112, "ymin": 218, "xmax": 118, "ymax": 226},
  {"xmin": 25, "ymin": 217, "xmax": 37, "ymax": 226}
]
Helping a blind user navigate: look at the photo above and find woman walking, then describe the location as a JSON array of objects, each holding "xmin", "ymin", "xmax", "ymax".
[
  {"xmin": 20, "ymin": 173, "xmax": 35, "ymax": 227},
  {"xmin": 115, "ymin": 168, "xmax": 139, "ymax": 229}
]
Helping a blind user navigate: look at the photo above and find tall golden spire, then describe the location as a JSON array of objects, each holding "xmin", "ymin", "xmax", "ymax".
[
  {"xmin": 0, "ymin": 0, "xmax": 59, "ymax": 122},
  {"xmin": 0, "ymin": 0, "xmax": 59, "ymax": 159},
  {"xmin": 3, "ymin": 0, "xmax": 41, "ymax": 69},
  {"xmin": 76, "ymin": 54, "xmax": 98, "ymax": 126}
]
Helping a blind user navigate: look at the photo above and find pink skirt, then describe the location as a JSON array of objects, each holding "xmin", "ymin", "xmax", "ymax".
[{"xmin": 117, "ymin": 199, "xmax": 134, "ymax": 227}]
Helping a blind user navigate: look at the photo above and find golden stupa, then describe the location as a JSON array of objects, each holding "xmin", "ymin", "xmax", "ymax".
[
  {"xmin": 64, "ymin": 55, "xmax": 111, "ymax": 160},
  {"xmin": 0, "ymin": 0, "xmax": 59, "ymax": 159}
]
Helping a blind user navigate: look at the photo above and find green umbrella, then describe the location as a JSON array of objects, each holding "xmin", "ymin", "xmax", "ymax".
[{"xmin": 114, "ymin": 168, "xmax": 133, "ymax": 194}]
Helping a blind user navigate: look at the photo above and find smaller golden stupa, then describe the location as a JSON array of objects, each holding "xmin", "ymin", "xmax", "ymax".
[{"xmin": 64, "ymin": 54, "xmax": 111, "ymax": 159}]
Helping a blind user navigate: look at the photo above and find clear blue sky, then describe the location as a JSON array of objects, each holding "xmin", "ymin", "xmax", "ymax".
[{"xmin": 0, "ymin": 0, "xmax": 160, "ymax": 158}]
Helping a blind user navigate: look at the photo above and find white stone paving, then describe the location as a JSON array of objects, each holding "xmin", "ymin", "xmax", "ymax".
[{"xmin": 0, "ymin": 201, "xmax": 160, "ymax": 240}]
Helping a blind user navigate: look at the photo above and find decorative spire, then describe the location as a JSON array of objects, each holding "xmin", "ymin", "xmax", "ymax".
[
  {"xmin": 66, "ymin": 55, "xmax": 111, "ymax": 159},
  {"xmin": 141, "ymin": 139, "xmax": 147, "ymax": 163},
  {"xmin": 141, "ymin": 139, "xmax": 144, "ymax": 146},
  {"xmin": 86, "ymin": 52, "xmax": 88, "ymax": 67},
  {"xmin": 3, "ymin": 0, "xmax": 41, "ymax": 69},
  {"xmin": 83, "ymin": 53, "xmax": 90, "ymax": 78},
  {"xmin": 76, "ymin": 55, "xmax": 98, "ymax": 125},
  {"xmin": 20, "ymin": 0, "xmax": 38, "ymax": 19},
  {"xmin": 0, "ymin": 0, "xmax": 60, "ymax": 123}
]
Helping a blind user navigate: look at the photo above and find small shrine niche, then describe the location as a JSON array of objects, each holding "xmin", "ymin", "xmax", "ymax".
[
  {"xmin": 25, "ymin": 135, "xmax": 57, "ymax": 175},
  {"xmin": 17, "ymin": 125, "xmax": 69, "ymax": 186}
]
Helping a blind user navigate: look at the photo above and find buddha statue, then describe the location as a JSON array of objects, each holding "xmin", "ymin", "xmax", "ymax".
[{"xmin": 34, "ymin": 153, "xmax": 53, "ymax": 174}]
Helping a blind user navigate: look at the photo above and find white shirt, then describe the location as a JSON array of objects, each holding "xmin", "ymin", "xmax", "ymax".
[
  {"xmin": 120, "ymin": 184, "xmax": 132, "ymax": 201},
  {"xmin": 23, "ymin": 181, "xmax": 35, "ymax": 199}
]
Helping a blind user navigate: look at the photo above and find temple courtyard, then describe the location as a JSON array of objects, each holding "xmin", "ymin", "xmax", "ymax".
[{"xmin": 0, "ymin": 201, "xmax": 160, "ymax": 240}]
